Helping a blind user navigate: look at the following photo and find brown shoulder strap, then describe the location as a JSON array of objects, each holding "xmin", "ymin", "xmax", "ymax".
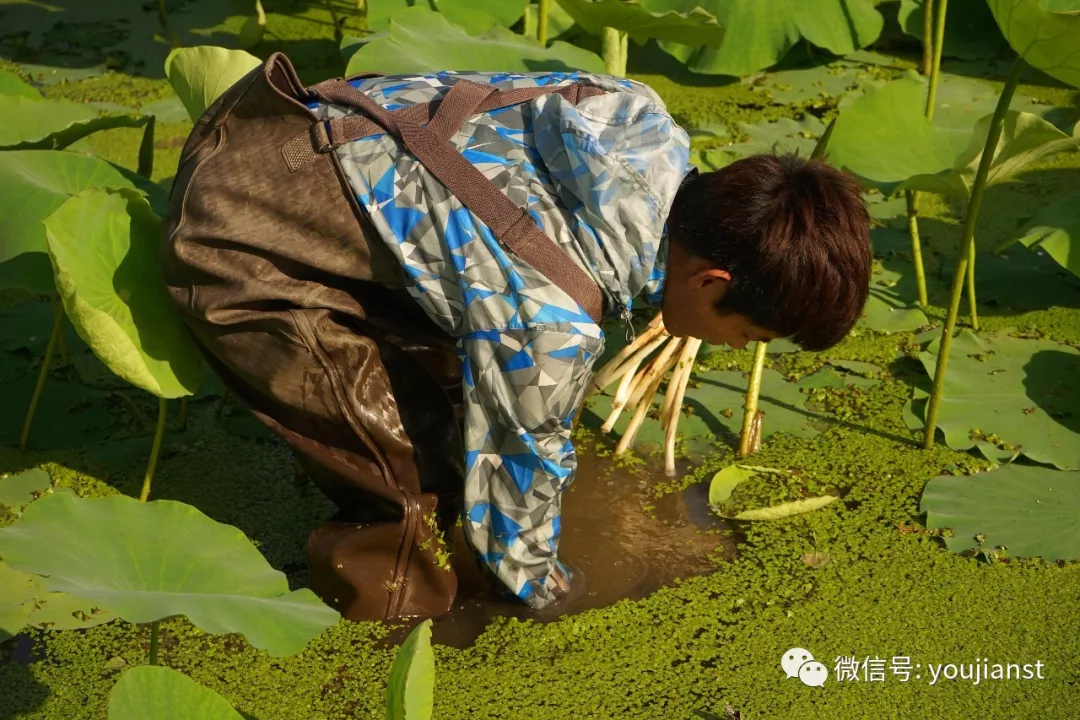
[{"xmin": 285, "ymin": 78, "xmax": 607, "ymax": 324}]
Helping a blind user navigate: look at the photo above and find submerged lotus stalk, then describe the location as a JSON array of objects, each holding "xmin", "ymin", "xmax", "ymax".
[
  {"xmin": 923, "ymin": 57, "xmax": 1027, "ymax": 450},
  {"xmin": 600, "ymin": 333, "xmax": 668, "ymax": 432},
  {"xmin": 588, "ymin": 314, "xmax": 665, "ymax": 397},
  {"xmin": 663, "ymin": 338, "xmax": 701, "ymax": 476},
  {"xmin": 587, "ymin": 311, "xmax": 704, "ymax": 472}
]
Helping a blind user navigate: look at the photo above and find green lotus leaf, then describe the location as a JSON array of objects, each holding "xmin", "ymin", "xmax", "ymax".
[
  {"xmin": 165, "ymin": 46, "xmax": 262, "ymax": 124},
  {"xmin": 553, "ymin": 0, "xmax": 724, "ymax": 45},
  {"xmin": 898, "ymin": 0, "xmax": 1008, "ymax": 60},
  {"xmin": 0, "ymin": 95, "xmax": 146, "ymax": 151},
  {"xmin": 742, "ymin": 61, "xmax": 871, "ymax": 107},
  {"xmin": 917, "ymin": 329, "xmax": 1080, "ymax": 470},
  {"xmin": 727, "ymin": 494, "xmax": 838, "ymax": 521},
  {"xmin": 906, "ymin": 111, "xmax": 1080, "ymax": 198},
  {"xmin": 988, "ymin": 0, "xmax": 1080, "ymax": 90},
  {"xmin": 0, "ymin": 561, "xmax": 35, "ymax": 642},
  {"xmin": 139, "ymin": 96, "xmax": 191, "ymax": 124},
  {"xmin": 438, "ymin": 0, "xmax": 530, "ymax": 35},
  {"xmin": 387, "ymin": 619, "xmax": 435, "ymax": 720},
  {"xmin": 1, "ymin": 558, "xmax": 117, "ymax": 642},
  {"xmin": 0, "ymin": 469, "xmax": 51, "ymax": 510},
  {"xmin": 828, "ymin": 72, "xmax": 960, "ymax": 194},
  {"xmin": 108, "ymin": 666, "xmax": 244, "ymax": 720},
  {"xmin": 364, "ymin": 0, "xmax": 530, "ymax": 35},
  {"xmin": 0, "ymin": 69, "xmax": 43, "ymax": 100},
  {"xmin": 0, "ymin": 492, "xmax": 340, "ymax": 657},
  {"xmin": 654, "ymin": 0, "xmax": 883, "ymax": 77},
  {"xmin": 0, "ymin": 150, "xmax": 163, "ymax": 295},
  {"xmin": 921, "ymin": 464, "xmax": 1080, "ymax": 560},
  {"xmin": 708, "ymin": 464, "xmax": 755, "ymax": 505},
  {"xmin": 344, "ymin": 7, "xmax": 606, "ymax": 76},
  {"xmin": 1007, "ymin": 191, "xmax": 1080, "ymax": 277},
  {"xmin": 44, "ymin": 187, "xmax": 203, "ymax": 398},
  {"xmin": 861, "ymin": 228, "xmax": 931, "ymax": 333},
  {"xmin": 689, "ymin": 116, "xmax": 826, "ymax": 172}
]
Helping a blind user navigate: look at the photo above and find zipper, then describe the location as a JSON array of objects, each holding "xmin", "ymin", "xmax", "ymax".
[{"xmin": 620, "ymin": 305, "xmax": 635, "ymax": 344}]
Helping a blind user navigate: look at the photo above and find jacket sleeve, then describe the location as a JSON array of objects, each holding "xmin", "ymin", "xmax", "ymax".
[{"xmin": 458, "ymin": 324, "xmax": 602, "ymax": 608}]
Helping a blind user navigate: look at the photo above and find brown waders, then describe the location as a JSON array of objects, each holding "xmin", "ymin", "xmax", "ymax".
[{"xmin": 162, "ymin": 54, "xmax": 606, "ymax": 622}]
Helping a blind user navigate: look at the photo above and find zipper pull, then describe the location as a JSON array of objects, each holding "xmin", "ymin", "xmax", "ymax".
[{"xmin": 621, "ymin": 306, "xmax": 635, "ymax": 344}]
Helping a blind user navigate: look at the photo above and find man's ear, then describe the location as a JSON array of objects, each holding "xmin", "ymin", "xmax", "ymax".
[{"xmin": 692, "ymin": 267, "xmax": 732, "ymax": 289}]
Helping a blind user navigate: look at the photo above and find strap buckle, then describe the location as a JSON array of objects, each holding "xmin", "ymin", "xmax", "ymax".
[{"xmin": 310, "ymin": 121, "xmax": 333, "ymax": 154}]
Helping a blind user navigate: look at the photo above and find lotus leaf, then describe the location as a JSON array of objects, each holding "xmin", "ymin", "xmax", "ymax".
[
  {"xmin": 44, "ymin": 187, "xmax": 203, "ymax": 399},
  {"xmin": 344, "ymin": 8, "xmax": 605, "ymax": 76},
  {"xmin": 0, "ymin": 561, "xmax": 35, "ymax": 642},
  {"xmin": 0, "ymin": 69, "xmax": 43, "ymax": 100},
  {"xmin": 387, "ymin": 619, "xmax": 435, "ymax": 720},
  {"xmin": 0, "ymin": 150, "xmax": 160, "ymax": 295},
  {"xmin": 916, "ymin": 329, "xmax": 1080, "ymax": 470},
  {"xmin": 165, "ymin": 46, "xmax": 262, "ymax": 124},
  {"xmin": 553, "ymin": 0, "xmax": 724, "ymax": 46},
  {"xmin": 108, "ymin": 666, "xmax": 244, "ymax": 720},
  {"xmin": 898, "ymin": 0, "xmax": 1008, "ymax": 60},
  {"xmin": 988, "ymin": 0, "xmax": 1080, "ymax": 90},
  {"xmin": 139, "ymin": 96, "xmax": 191, "ymax": 124},
  {"xmin": 921, "ymin": 464, "xmax": 1080, "ymax": 560},
  {"xmin": 708, "ymin": 464, "xmax": 755, "ymax": 505},
  {"xmin": 952, "ymin": 243, "xmax": 1080, "ymax": 307},
  {"xmin": 1007, "ymin": 191, "xmax": 1080, "ymax": 277},
  {"xmin": 0, "ymin": 95, "xmax": 146, "ymax": 151},
  {"xmin": 690, "ymin": 116, "xmax": 826, "ymax": 172},
  {"xmin": 0, "ymin": 492, "xmax": 340, "ymax": 657},
  {"xmin": 905, "ymin": 111, "xmax": 1080, "ymax": 198},
  {"xmin": 0, "ymin": 469, "xmax": 51, "ymax": 510},
  {"xmin": 0, "ymin": 558, "xmax": 117, "ymax": 640},
  {"xmin": 860, "ymin": 228, "xmax": 931, "ymax": 333},
  {"xmin": 653, "ymin": 0, "xmax": 883, "ymax": 77},
  {"xmin": 742, "ymin": 61, "xmax": 870, "ymax": 107},
  {"xmin": 0, "ymin": 0, "xmax": 246, "ymax": 78},
  {"xmin": 364, "ymin": 0, "xmax": 530, "ymax": 35},
  {"xmin": 828, "ymin": 72, "xmax": 962, "ymax": 195}
]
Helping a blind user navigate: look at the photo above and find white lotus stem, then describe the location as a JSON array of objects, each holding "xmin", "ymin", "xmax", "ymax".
[
  {"xmin": 626, "ymin": 336, "xmax": 683, "ymax": 410},
  {"xmin": 664, "ymin": 338, "xmax": 701, "ymax": 476},
  {"xmin": 589, "ymin": 317, "xmax": 667, "ymax": 396},
  {"xmin": 661, "ymin": 340, "xmax": 694, "ymax": 431},
  {"xmin": 615, "ymin": 368, "xmax": 666, "ymax": 456},
  {"xmin": 601, "ymin": 333, "xmax": 668, "ymax": 433}
]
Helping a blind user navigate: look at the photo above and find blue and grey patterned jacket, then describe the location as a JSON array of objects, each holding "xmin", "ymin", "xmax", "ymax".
[{"xmin": 310, "ymin": 70, "xmax": 692, "ymax": 608}]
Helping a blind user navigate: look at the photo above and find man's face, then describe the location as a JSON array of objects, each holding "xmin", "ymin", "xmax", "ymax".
[{"xmin": 660, "ymin": 240, "xmax": 779, "ymax": 349}]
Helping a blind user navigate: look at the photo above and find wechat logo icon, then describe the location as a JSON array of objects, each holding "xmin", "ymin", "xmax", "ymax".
[{"xmin": 782, "ymin": 647, "xmax": 828, "ymax": 687}]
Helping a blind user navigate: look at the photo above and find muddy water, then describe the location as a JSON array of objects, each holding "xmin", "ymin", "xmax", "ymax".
[{"xmin": 415, "ymin": 455, "xmax": 734, "ymax": 648}]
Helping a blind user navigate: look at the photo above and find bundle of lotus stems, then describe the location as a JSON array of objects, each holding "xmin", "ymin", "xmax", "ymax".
[
  {"xmin": 582, "ymin": 119, "xmax": 839, "ymax": 475},
  {"xmin": 583, "ymin": 312, "xmax": 767, "ymax": 476}
]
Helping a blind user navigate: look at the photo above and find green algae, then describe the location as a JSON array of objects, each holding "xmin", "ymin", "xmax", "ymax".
[{"xmin": 2, "ymin": 20, "xmax": 1080, "ymax": 720}]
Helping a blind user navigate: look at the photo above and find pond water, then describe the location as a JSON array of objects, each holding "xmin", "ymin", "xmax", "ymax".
[{"xmin": 388, "ymin": 454, "xmax": 735, "ymax": 649}]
